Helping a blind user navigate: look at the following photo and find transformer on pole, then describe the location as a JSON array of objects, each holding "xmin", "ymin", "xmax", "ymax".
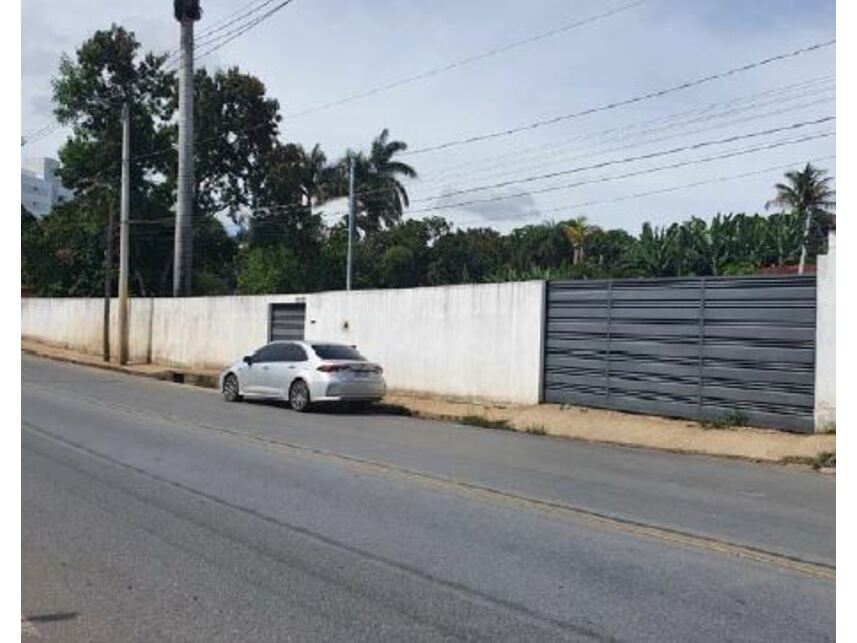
[{"xmin": 173, "ymin": 0, "xmax": 201, "ymax": 297}]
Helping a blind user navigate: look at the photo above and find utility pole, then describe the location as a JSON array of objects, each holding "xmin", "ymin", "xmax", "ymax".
[
  {"xmin": 173, "ymin": 0, "xmax": 201, "ymax": 297},
  {"xmin": 118, "ymin": 101, "xmax": 131, "ymax": 365},
  {"xmin": 346, "ymin": 155, "xmax": 356, "ymax": 290},
  {"xmin": 798, "ymin": 209, "xmax": 812, "ymax": 275},
  {"xmin": 102, "ymin": 195, "xmax": 115, "ymax": 362}
]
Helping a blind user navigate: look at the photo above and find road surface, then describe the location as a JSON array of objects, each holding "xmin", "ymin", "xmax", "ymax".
[{"xmin": 22, "ymin": 355, "xmax": 834, "ymax": 641}]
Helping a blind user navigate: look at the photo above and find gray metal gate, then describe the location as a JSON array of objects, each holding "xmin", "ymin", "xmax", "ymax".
[
  {"xmin": 268, "ymin": 303, "xmax": 306, "ymax": 341},
  {"xmin": 543, "ymin": 276, "xmax": 816, "ymax": 432}
]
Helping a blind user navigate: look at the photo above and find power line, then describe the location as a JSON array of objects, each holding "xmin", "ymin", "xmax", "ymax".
[
  {"xmin": 61, "ymin": 110, "xmax": 837, "ymax": 229},
  {"xmin": 21, "ymin": 121, "xmax": 65, "ymax": 146},
  {"xmin": 444, "ymin": 155, "xmax": 837, "ymax": 228},
  {"xmin": 197, "ymin": 125, "xmax": 832, "ymax": 227},
  {"xmin": 164, "ymin": 0, "xmax": 277, "ymax": 63},
  {"xmin": 165, "ymin": 0, "xmax": 299, "ymax": 70},
  {"xmin": 402, "ymin": 38, "xmax": 835, "ymax": 157},
  {"xmin": 405, "ymin": 116, "xmax": 835, "ymax": 204},
  {"xmin": 405, "ymin": 131, "xmax": 835, "ymax": 216},
  {"xmin": 411, "ymin": 91, "xmax": 835, "ymax": 192},
  {"xmin": 417, "ymin": 73, "xmax": 835, "ymax": 176},
  {"xmin": 282, "ymin": 0, "xmax": 648, "ymax": 119},
  {"xmin": 130, "ymin": 150, "xmax": 836, "ymax": 234},
  {"xmin": 64, "ymin": 38, "xmax": 838, "ymax": 187},
  {"xmin": 141, "ymin": 136, "xmax": 834, "ymax": 233},
  {"xmin": 417, "ymin": 75, "xmax": 835, "ymax": 184}
]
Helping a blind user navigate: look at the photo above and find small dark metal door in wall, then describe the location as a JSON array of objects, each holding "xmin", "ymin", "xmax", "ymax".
[
  {"xmin": 268, "ymin": 303, "xmax": 306, "ymax": 341},
  {"xmin": 542, "ymin": 276, "xmax": 817, "ymax": 432}
]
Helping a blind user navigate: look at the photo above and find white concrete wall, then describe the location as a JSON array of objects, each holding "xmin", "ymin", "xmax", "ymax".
[
  {"xmin": 149, "ymin": 294, "xmax": 306, "ymax": 370},
  {"xmin": 21, "ymin": 282, "xmax": 545, "ymax": 404},
  {"xmin": 814, "ymin": 232, "xmax": 836, "ymax": 431},
  {"xmin": 305, "ymin": 281, "xmax": 545, "ymax": 404}
]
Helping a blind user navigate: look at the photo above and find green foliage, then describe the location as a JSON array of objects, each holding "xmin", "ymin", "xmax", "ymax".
[
  {"xmin": 701, "ymin": 410, "xmax": 746, "ymax": 430},
  {"xmin": 236, "ymin": 245, "xmax": 306, "ymax": 295},
  {"xmin": 524, "ymin": 424, "xmax": 547, "ymax": 436},
  {"xmin": 28, "ymin": 197, "xmax": 109, "ymax": 297}
]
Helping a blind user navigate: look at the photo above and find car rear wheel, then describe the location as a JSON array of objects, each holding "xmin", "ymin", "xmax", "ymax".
[
  {"xmin": 223, "ymin": 373, "xmax": 241, "ymax": 402},
  {"xmin": 289, "ymin": 380, "xmax": 311, "ymax": 412}
]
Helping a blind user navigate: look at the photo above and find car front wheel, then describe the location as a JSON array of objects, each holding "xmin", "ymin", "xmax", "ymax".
[
  {"xmin": 289, "ymin": 380, "xmax": 311, "ymax": 412},
  {"xmin": 223, "ymin": 373, "xmax": 241, "ymax": 402}
]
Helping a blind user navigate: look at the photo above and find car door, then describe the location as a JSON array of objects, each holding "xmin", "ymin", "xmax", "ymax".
[
  {"xmin": 262, "ymin": 343, "xmax": 308, "ymax": 397},
  {"xmin": 243, "ymin": 344, "xmax": 277, "ymax": 396}
]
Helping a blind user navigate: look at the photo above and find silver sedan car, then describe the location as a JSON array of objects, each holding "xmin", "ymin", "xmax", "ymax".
[{"xmin": 219, "ymin": 341, "xmax": 386, "ymax": 411}]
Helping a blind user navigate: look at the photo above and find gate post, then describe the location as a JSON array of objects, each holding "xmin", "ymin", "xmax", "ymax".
[{"xmin": 696, "ymin": 278, "xmax": 706, "ymax": 420}]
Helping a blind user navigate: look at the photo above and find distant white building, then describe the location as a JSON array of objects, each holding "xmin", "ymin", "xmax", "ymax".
[{"xmin": 21, "ymin": 157, "xmax": 74, "ymax": 217}]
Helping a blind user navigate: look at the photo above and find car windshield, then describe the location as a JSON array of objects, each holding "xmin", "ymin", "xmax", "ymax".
[{"xmin": 312, "ymin": 344, "xmax": 366, "ymax": 361}]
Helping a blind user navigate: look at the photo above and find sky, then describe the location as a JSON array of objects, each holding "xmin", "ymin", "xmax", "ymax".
[{"xmin": 20, "ymin": 0, "xmax": 836, "ymax": 234}]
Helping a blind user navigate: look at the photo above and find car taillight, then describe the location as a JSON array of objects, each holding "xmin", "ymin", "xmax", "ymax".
[{"xmin": 317, "ymin": 364, "xmax": 348, "ymax": 372}]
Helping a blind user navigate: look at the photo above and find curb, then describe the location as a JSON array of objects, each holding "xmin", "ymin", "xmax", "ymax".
[{"xmin": 22, "ymin": 347, "xmax": 220, "ymax": 390}]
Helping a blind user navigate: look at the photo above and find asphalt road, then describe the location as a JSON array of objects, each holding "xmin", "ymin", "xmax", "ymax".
[{"xmin": 22, "ymin": 355, "xmax": 835, "ymax": 641}]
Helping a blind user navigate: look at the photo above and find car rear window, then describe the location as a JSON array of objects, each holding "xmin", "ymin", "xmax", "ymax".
[{"xmin": 311, "ymin": 344, "xmax": 366, "ymax": 361}]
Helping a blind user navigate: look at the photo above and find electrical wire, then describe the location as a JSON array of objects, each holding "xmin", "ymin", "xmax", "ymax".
[
  {"xmin": 416, "ymin": 75, "xmax": 835, "ymax": 184},
  {"xmin": 282, "ymin": 0, "xmax": 648, "ymax": 119},
  {"xmin": 444, "ymin": 154, "xmax": 836, "ymax": 228},
  {"xmin": 172, "ymin": 124, "xmax": 832, "ymax": 227},
  {"xmin": 408, "ymin": 92, "xmax": 836, "ymax": 194},
  {"xmin": 402, "ymin": 39, "xmax": 835, "ymax": 156}
]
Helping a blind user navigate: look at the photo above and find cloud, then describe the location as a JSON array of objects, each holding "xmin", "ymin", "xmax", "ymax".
[{"xmin": 432, "ymin": 186, "xmax": 538, "ymax": 224}]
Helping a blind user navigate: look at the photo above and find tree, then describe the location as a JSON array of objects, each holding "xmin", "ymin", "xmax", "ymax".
[
  {"xmin": 51, "ymin": 25, "xmax": 177, "ymax": 295},
  {"xmin": 585, "ymin": 228, "xmax": 635, "ymax": 275},
  {"xmin": 680, "ymin": 214, "xmax": 736, "ymax": 276},
  {"xmin": 29, "ymin": 196, "xmax": 109, "ymax": 296},
  {"xmin": 562, "ymin": 216, "xmax": 594, "ymax": 265},
  {"xmin": 505, "ymin": 222, "xmax": 569, "ymax": 272},
  {"xmin": 630, "ymin": 222, "xmax": 678, "ymax": 277},
  {"xmin": 182, "ymin": 66, "xmax": 282, "ymax": 221},
  {"xmin": 21, "ymin": 207, "xmax": 43, "ymax": 289},
  {"xmin": 334, "ymin": 129, "xmax": 418, "ymax": 235},
  {"xmin": 766, "ymin": 163, "xmax": 835, "ymax": 273},
  {"xmin": 427, "ymin": 228, "xmax": 505, "ymax": 285}
]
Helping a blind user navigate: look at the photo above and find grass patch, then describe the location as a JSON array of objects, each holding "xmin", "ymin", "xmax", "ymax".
[
  {"xmin": 820, "ymin": 422, "xmax": 836, "ymax": 434},
  {"xmin": 460, "ymin": 415, "xmax": 512, "ymax": 430},
  {"xmin": 781, "ymin": 452, "xmax": 835, "ymax": 470},
  {"xmin": 701, "ymin": 411, "xmax": 746, "ymax": 430},
  {"xmin": 814, "ymin": 451, "xmax": 836, "ymax": 470},
  {"xmin": 524, "ymin": 424, "xmax": 547, "ymax": 436}
]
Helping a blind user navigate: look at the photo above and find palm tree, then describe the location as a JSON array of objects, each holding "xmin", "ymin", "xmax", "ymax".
[
  {"xmin": 765, "ymin": 163, "xmax": 835, "ymax": 274},
  {"xmin": 352, "ymin": 129, "xmax": 418, "ymax": 234},
  {"xmin": 562, "ymin": 216, "xmax": 592, "ymax": 265}
]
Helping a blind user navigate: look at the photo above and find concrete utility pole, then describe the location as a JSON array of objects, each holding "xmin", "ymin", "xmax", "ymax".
[
  {"xmin": 102, "ymin": 195, "xmax": 115, "ymax": 362},
  {"xmin": 173, "ymin": 0, "xmax": 201, "ymax": 296},
  {"xmin": 118, "ymin": 101, "xmax": 131, "ymax": 365},
  {"xmin": 346, "ymin": 155, "xmax": 356, "ymax": 290},
  {"xmin": 798, "ymin": 209, "xmax": 812, "ymax": 275}
]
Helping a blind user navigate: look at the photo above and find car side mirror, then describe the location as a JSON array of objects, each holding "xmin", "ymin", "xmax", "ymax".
[{"xmin": 243, "ymin": 355, "xmax": 253, "ymax": 365}]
